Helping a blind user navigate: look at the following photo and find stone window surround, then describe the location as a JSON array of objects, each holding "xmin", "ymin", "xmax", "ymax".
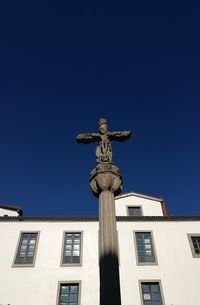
[
  {"xmin": 56, "ymin": 281, "xmax": 81, "ymax": 305},
  {"xmin": 133, "ymin": 230, "xmax": 158, "ymax": 266},
  {"xmin": 126, "ymin": 205, "xmax": 143, "ymax": 216},
  {"xmin": 60, "ymin": 231, "xmax": 83, "ymax": 267},
  {"xmin": 187, "ymin": 233, "xmax": 200, "ymax": 258},
  {"xmin": 12, "ymin": 231, "xmax": 40, "ymax": 267},
  {"xmin": 138, "ymin": 280, "xmax": 165, "ymax": 305}
]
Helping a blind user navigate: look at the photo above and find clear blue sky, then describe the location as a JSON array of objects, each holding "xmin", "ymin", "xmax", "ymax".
[{"xmin": 0, "ymin": 1, "xmax": 200, "ymax": 216}]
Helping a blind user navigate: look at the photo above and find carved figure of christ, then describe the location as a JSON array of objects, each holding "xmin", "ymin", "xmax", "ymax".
[{"xmin": 76, "ymin": 118, "xmax": 131, "ymax": 163}]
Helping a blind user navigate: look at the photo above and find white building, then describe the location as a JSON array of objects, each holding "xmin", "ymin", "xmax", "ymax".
[{"xmin": 0, "ymin": 192, "xmax": 200, "ymax": 305}]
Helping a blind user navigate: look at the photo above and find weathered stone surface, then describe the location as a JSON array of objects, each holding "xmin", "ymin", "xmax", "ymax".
[
  {"xmin": 76, "ymin": 119, "xmax": 131, "ymax": 305},
  {"xmin": 90, "ymin": 163, "xmax": 122, "ymax": 197},
  {"xmin": 99, "ymin": 190, "xmax": 121, "ymax": 305},
  {"xmin": 76, "ymin": 118, "xmax": 131, "ymax": 164}
]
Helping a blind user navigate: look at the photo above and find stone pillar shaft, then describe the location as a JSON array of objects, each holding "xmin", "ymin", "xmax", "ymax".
[
  {"xmin": 90, "ymin": 163, "xmax": 122, "ymax": 305},
  {"xmin": 99, "ymin": 191, "xmax": 121, "ymax": 305},
  {"xmin": 99, "ymin": 191, "xmax": 118, "ymax": 257}
]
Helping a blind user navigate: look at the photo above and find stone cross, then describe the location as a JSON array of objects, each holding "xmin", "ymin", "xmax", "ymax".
[
  {"xmin": 76, "ymin": 118, "xmax": 131, "ymax": 164},
  {"xmin": 76, "ymin": 118, "xmax": 131, "ymax": 305}
]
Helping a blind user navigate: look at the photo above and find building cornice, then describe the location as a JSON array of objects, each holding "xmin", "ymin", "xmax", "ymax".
[
  {"xmin": 0, "ymin": 216, "xmax": 99, "ymax": 221},
  {"xmin": 117, "ymin": 216, "xmax": 200, "ymax": 221},
  {"xmin": 0, "ymin": 215, "xmax": 200, "ymax": 222}
]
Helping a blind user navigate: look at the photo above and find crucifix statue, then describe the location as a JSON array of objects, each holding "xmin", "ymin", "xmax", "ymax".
[
  {"xmin": 76, "ymin": 118, "xmax": 131, "ymax": 164},
  {"xmin": 76, "ymin": 118, "xmax": 131, "ymax": 305}
]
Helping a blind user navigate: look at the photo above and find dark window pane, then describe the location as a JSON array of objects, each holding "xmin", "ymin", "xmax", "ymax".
[
  {"xmin": 15, "ymin": 233, "xmax": 37, "ymax": 264},
  {"xmin": 63, "ymin": 233, "xmax": 81, "ymax": 264},
  {"xmin": 71, "ymin": 286, "xmax": 78, "ymax": 293},
  {"xmin": 151, "ymin": 285, "xmax": 159, "ymax": 292},
  {"xmin": 128, "ymin": 207, "xmax": 142, "ymax": 216},
  {"xmin": 142, "ymin": 283, "xmax": 162, "ymax": 305},
  {"xmin": 142, "ymin": 283, "xmax": 163, "ymax": 305},
  {"xmin": 152, "ymin": 292, "xmax": 160, "ymax": 300},
  {"xmin": 142, "ymin": 285, "xmax": 150, "ymax": 293},
  {"xmin": 59, "ymin": 284, "xmax": 79, "ymax": 305},
  {"xmin": 61, "ymin": 286, "xmax": 69, "ymax": 293},
  {"xmin": 61, "ymin": 295, "xmax": 68, "ymax": 302},
  {"xmin": 143, "ymin": 301, "xmax": 151, "ymax": 305},
  {"xmin": 191, "ymin": 236, "xmax": 200, "ymax": 254},
  {"xmin": 70, "ymin": 294, "xmax": 77, "ymax": 302},
  {"xmin": 136, "ymin": 232, "xmax": 155, "ymax": 263}
]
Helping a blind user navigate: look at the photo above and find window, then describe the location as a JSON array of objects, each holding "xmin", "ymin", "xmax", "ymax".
[
  {"xmin": 135, "ymin": 232, "xmax": 156, "ymax": 264},
  {"xmin": 14, "ymin": 232, "xmax": 38, "ymax": 265},
  {"xmin": 188, "ymin": 234, "xmax": 200, "ymax": 257},
  {"xmin": 128, "ymin": 206, "xmax": 142, "ymax": 216},
  {"xmin": 141, "ymin": 282, "xmax": 163, "ymax": 305},
  {"xmin": 58, "ymin": 283, "xmax": 79, "ymax": 305},
  {"xmin": 62, "ymin": 232, "xmax": 82, "ymax": 265}
]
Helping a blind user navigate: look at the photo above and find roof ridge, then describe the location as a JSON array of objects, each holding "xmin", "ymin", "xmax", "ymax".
[{"xmin": 115, "ymin": 191, "xmax": 164, "ymax": 201}]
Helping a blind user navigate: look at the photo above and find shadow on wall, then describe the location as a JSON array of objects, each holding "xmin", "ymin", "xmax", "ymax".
[{"xmin": 100, "ymin": 252, "xmax": 121, "ymax": 305}]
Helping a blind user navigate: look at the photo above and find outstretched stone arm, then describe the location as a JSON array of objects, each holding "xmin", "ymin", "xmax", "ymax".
[
  {"xmin": 108, "ymin": 130, "xmax": 131, "ymax": 142},
  {"xmin": 76, "ymin": 133, "xmax": 101, "ymax": 144}
]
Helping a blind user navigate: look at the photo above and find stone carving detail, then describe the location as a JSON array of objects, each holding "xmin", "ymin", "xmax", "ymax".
[
  {"xmin": 90, "ymin": 163, "xmax": 122, "ymax": 197},
  {"xmin": 76, "ymin": 118, "xmax": 131, "ymax": 197},
  {"xmin": 76, "ymin": 118, "xmax": 131, "ymax": 164}
]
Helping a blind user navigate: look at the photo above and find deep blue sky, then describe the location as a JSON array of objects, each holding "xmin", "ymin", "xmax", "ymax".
[{"xmin": 0, "ymin": 1, "xmax": 200, "ymax": 216}]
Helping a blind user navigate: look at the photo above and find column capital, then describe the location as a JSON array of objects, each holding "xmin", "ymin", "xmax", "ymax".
[{"xmin": 89, "ymin": 163, "xmax": 122, "ymax": 197}]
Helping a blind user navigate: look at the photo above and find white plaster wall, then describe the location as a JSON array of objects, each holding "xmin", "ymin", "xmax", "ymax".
[
  {"xmin": 117, "ymin": 220, "xmax": 200, "ymax": 305},
  {"xmin": 115, "ymin": 195, "xmax": 163, "ymax": 216},
  {"xmin": 0, "ymin": 207, "xmax": 19, "ymax": 217},
  {"xmin": 1, "ymin": 219, "xmax": 200, "ymax": 305},
  {"xmin": 0, "ymin": 221, "xmax": 99, "ymax": 305}
]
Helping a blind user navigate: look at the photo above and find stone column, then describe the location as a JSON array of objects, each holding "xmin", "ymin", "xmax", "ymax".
[{"xmin": 90, "ymin": 163, "xmax": 122, "ymax": 305}]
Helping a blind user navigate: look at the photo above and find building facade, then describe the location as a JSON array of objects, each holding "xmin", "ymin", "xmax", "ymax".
[{"xmin": 0, "ymin": 192, "xmax": 200, "ymax": 305}]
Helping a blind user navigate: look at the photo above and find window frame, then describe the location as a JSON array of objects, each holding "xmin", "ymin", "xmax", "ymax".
[
  {"xmin": 61, "ymin": 231, "xmax": 83, "ymax": 267},
  {"xmin": 139, "ymin": 280, "xmax": 165, "ymax": 305},
  {"xmin": 187, "ymin": 233, "xmax": 200, "ymax": 258},
  {"xmin": 12, "ymin": 231, "xmax": 40, "ymax": 267},
  {"xmin": 126, "ymin": 205, "xmax": 143, "ymax": 216},
  {"xmin": 133, "ymin": 230, "xmax": 158, "ymax": 265},
  {"xmin": 56, "ymin": 281, "xmax": 81, "ymax": 305}
]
